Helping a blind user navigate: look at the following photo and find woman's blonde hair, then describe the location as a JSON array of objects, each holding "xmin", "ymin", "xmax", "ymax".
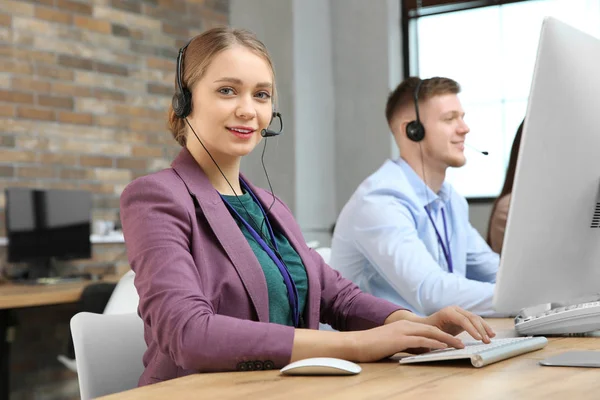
[{"xmin": 168, "ymin": 27, "xmax": 276, "ymax": 146}]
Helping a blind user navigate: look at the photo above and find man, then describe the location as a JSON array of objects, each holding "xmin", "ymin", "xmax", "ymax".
[{"xmin": 330, "ymin": 77, "xmax": 499, "ymax": 316}]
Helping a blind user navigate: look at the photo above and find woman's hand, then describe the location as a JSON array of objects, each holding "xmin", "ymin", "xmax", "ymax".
[
  {"xmin": 420, "ymin": 306, "xmax": 496, "ymax": 343},
  {"xmin": 385, "ymin": 306, "xmax": 495, "ymax": 343},
  {"xmin": 348, "ymin": 319, "xmax": 465, "ymax": 362}
]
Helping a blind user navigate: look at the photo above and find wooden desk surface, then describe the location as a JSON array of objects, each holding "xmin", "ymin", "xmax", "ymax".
[
  {"xmin": 0, "ymin": 276, "xmax": 120, "ymax": 310},
  {"xmin": 100, "ymin": 319, "xmax": 600, "ymax": 400}
]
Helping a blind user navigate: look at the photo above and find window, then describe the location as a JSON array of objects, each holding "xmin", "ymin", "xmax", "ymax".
[{"xmin": 408, "ymin": 0, "xmax": 600, "ymax": 198}]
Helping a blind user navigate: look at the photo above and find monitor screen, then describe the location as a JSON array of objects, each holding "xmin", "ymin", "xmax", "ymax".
[
  {"xmin": 493, "ymin": 17, "xmax": 600, "ymax": 313},
  {"xmin": 5, "ymin": 188, "xmax": 92, "ymax": 263}
]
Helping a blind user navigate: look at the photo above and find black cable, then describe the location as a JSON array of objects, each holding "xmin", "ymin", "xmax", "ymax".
[
  {"xmin": 184, "ymin": 118, "xmax": 276, "ymax": 248},
  {"xmin": 259, "ymin": 138, "xmax": 277, "ymax": 237}
]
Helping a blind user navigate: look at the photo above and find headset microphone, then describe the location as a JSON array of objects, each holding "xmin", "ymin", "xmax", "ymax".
[
  {"xmin": 261, "ymin": 112, "xmax": 284, "ymax": 137},
  {"xmin": 465, "ymin": 143, "xmax": 489, "ymax": 156}
]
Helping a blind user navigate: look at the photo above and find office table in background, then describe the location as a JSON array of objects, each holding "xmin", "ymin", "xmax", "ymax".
[{"xmin": 0, "ymin": 277, "xmax": 120, "ymax": 400}]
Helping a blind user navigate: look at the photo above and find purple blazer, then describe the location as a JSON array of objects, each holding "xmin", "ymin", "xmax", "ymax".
[{"xmin": 120, "ymin": 148, "xmax": 401, "ymax": 386}]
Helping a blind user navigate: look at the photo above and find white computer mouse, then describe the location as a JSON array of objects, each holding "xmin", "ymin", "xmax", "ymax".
[{"xmin": 280, "ymin": 357, "xmax": 362, "ymax": 376}]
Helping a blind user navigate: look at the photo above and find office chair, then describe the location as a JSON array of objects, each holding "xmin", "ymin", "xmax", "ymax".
[
  {"xmin": 103, "ymin": 270, "xmax": 139, "ymax": 315},
  {"xmin": 70, "ymin": 312, "xmax": 146, "ymax": 400},
  {"xmin": 58, "ymin": 270, "xmax": 140, "ymax": 372}
]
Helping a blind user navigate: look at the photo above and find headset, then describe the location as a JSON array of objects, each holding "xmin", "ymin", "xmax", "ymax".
[
  {"xmin": 171, "ymin": 39, "xmax": 283, "ymax": 137},
  {"xmin": 406, "ymin": 79, "xmax": 425, "ymax": 142}
]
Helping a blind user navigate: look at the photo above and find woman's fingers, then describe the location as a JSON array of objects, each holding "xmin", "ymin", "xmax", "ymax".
[
  {"xmin": 399, "ymin": 321, "xmax": 465, "ymax": 349},
  {"xmin": 455, "ymin": 308, "xmax": 495, "ymax": 343},
  {"xmin": 400, "ymin": 335, "xmax": 449, "ymax": 351}
]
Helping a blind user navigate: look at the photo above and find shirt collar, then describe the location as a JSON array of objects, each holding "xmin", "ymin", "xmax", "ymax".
[{"xmin": 394, "ymin": 157, "xmax": 452, "ymax": 210}]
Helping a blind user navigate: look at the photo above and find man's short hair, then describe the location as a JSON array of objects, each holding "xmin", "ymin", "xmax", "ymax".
[{"xmin": 385, "ymin": 77, "xmax": 461, "ymax": 127}]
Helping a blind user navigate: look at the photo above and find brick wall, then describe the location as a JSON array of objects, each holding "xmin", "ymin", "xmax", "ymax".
[
  {"xmin": 0, "ymin": 0, "xmax": 229, "ymax": 398},
  {"xmin": 0, "ymin": 0, "xmax": 228, "ymax": 239}
]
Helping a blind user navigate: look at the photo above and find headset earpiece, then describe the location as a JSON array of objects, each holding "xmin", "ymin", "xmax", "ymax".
[
  {"xmin": 406, "ymin": 120, "xmax": 425, "ymax": 142},
  {"xmin": 172, "ymin": 87, "xmax": 192, "ymax": 119},
  {"xmin": 406, "ymin": 79, "xmax": 425, "ymax": 142},
  {"xmin": 172, "ymin": 40, "xmax": 193, "ymax": 119}
]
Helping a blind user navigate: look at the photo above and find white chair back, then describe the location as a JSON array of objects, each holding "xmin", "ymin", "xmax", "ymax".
[
  {"xmin": 71, "ymin": 312, "xmax": 146, "ymax": 400},
  {"xmin": 103, "ymin": 270, "xmax": 139, "ymax": 315}
]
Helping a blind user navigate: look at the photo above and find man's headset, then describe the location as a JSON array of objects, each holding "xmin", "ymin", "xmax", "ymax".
[
  {"xmin": 171, "ymin": 39, "xmax": 283, "ymax": 137},
  {"xmin": 405, "ymin": 79, "xmax": 425, "ymax": 142}
]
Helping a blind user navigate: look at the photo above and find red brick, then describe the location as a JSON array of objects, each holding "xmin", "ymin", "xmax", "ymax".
[
  {"xmin": 3, "ymin": 47, "xmax": 56, "ymax": 64},
  {"xmin": 0, "ymin": 104, "xmax": 14, "ymax": 117},
  {"xmin": 116, "ymin": 158, "xmax": 147, "ymax": 170},
  {"xmin": 132, "ymin": 146, "xmax": 163, "ymax": 158},
  {"xmin": 147, "ymin": 83, "xmax": 172, "ymax": 96},
  {"xmin": 162, "ymin": 22, "xmax": 188, "ymax": 37},
  {"xmin": 93, "ymin": 89, "xmax": 125, "ymax": 102},
  {"xmin": 51, "ymin": 82, "xmax": 92, "ymax": 97},
  {"xmin": 0, "ymin": 135, "xmax": 15, "ymax": 147},
  {"xmin": 94, "ymin": 61, "xmax": 128, "ymax": 77},
  {"xmin": 58, "ymin": 54, "xmax": 93, "ymax": 71},
  {"xmin": 11, "ymin": 77, "xmax": 52, "ymax": 93},
  {"xmin": 0, "ymin": 60, "xmax": 33, "ymax": 75},
  {"xmin": 73, "ymin": 15, "xmax": 111, "ymax": 34},
  {"xmin": 94, "ymin": 115, "xmax": 129, "ymax": 129},
  {"xmin": 17, "ymin": 106, "xmax": 56, "ymax": 121},
  {"xmin": 0, "ymin": 13, "xmax": 11, "ymax": 26},
  {"xmin": 146, "ymin": 57, "xmax": 174, "ymax": 71},
  {"xmin": 57, "ymin": 111, "xmax": 93, "ymax": 125},
  {"xmin": 56, "ymin": 0, "xmax": 92, "ymax": 15},
  {"xmin": 36, "ymin": 64, "xmax": 74, "ymax": 80},
  {"xmin": 0, "ymin": 90, "xmax": 34, "ymax": 104},
  {"xmin": 34, "ymin": 6, "xmax": 73, "ymax": 24},
  {"xmin": 38, "ymin": 95, "xmax": 74, "ymax": 109},
  {"xmin": 59, "ymin": 167, "xmax": 92, "ymax": 180},
  {"xmin": 38, "ymin": 153, "xmax": 78, "ymax": 166},
  {"xmin": 111, "ymin": 0, "xmax": 141, "ymax": 13},
  {"xmin": 80, "ymin": 155, "xmax": 113, "ymax": 168},
  {"xmin": 0, "ymin": 165, "xmax": 14, "ymax": 177},
  {"xmin": 79, "ymin": 183, "xmax": 116, "ymax": 194},
  {"xmin": 17, "ymin": 166, "xmax": 56, "ymax": 179}
]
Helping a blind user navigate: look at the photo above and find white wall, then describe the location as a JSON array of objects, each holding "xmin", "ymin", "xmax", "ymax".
[
  {"xmin": 231, "ymin": 0, "xmax": 401, "ymax": 246},
  {"xmin": 330, "ymin": 0, "xmax": 401, "ymax": 211}
]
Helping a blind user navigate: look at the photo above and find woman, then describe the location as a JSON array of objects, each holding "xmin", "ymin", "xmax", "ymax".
[
  {"xmin": 120, "ymin": 27, "xmax": 495, "ymax": 386},
  {"xmin": 487, "ymin": 120, "xmax": 524, "ymax": 254}
]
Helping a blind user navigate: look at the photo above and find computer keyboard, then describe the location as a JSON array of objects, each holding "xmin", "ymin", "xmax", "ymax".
[
  {"xmin": 515, "ymin": 301, "xmax": 600, "ymax": 336},
  {"xmin": 399, "ymin": 336, "xmax": 548, "ymax": 368}
]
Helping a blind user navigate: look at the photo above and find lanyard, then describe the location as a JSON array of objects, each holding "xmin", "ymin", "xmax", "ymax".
[
  {"xmin": 220, "ymin": 181, "xmax": 300, "ymax": 328},
  {"xmin": 425, "ymin": 206, "xmax": 454, "ymax": 273}
]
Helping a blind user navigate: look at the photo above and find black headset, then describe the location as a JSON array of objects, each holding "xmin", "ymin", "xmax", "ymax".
[
  {"xmin": 171, "ymin": 39, "xmax": 283, "ymax": 137},
  {"xmin": 172, "ymin": 40, "xmax": 193, "ymax": 119},
  {"xmin": 406, "ymin": 79, "xmax": 425, "ymax": 142}
]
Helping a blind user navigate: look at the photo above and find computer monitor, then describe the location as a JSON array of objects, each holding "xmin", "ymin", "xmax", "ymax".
[
  {"xmin": 5, "ymin": 187, "xmax": 92, "ymax": 279},
  {"xmin": 493, "ymin": 17, "xmax": 600, "ymax": 314}
]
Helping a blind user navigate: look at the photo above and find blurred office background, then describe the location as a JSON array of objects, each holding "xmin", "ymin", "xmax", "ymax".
[{"xmin": 0, "ymin": 0, "xmax": 599, "ymax": 398}]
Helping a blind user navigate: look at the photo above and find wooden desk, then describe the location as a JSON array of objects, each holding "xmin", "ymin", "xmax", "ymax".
[
  {"xmin": 0, "ymin": 277, "xmax": 120, "ymax": 400},
  {"xmin": 0, "ymin": 278, "xmax": 116, "ymax": 310},
  {"xmin": 100, "ymin": 319, "xmax": 600, "ymax": 400}
]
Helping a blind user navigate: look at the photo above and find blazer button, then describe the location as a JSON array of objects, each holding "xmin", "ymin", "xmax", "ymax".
[
  {"xmin": 254, "ymin": 361, "xmax": 264, "ymax": 370},
  {"xmin": 236, "ymin": 362, "xmax": 247, "ymax": 371},
  {"xmin": 246, "ymin": 361, "xmax": 255, "ymax": 371},
  {"xmin": 263, "ymin": 360, "xmax": 275, "ymax": 370}
]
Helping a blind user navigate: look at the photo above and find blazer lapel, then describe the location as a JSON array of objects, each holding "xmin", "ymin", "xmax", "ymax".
[
  {"xmin": 245, "ymin": 177, "xmax": 321, "ymax": 329},
  {"xmin": 171, "ymin": 149, "xmax": 270, "ymax": 323}
]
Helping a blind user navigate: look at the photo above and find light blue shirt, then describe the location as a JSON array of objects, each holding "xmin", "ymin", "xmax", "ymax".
[{"xmin": 330, "ymin": 158, "xmax": 500, "ymax": 316}]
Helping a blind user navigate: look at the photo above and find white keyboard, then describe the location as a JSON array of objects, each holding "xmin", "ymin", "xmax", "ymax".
[
  {"xmin": 515, "ymin": 301, "xmax": 600, "ymax": 336},
  {"xmin": 399, "ymin": 336, "xmax": 548, "ymax": 368}
]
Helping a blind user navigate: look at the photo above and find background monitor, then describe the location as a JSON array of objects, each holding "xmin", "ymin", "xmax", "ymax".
[
  {"xmin": 5, "ymin": 188, "xmax": 92, "ymax": 277},
  {"xmin": 493, "ymin": 17, "xmax": 600, "ymax": 313}
]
